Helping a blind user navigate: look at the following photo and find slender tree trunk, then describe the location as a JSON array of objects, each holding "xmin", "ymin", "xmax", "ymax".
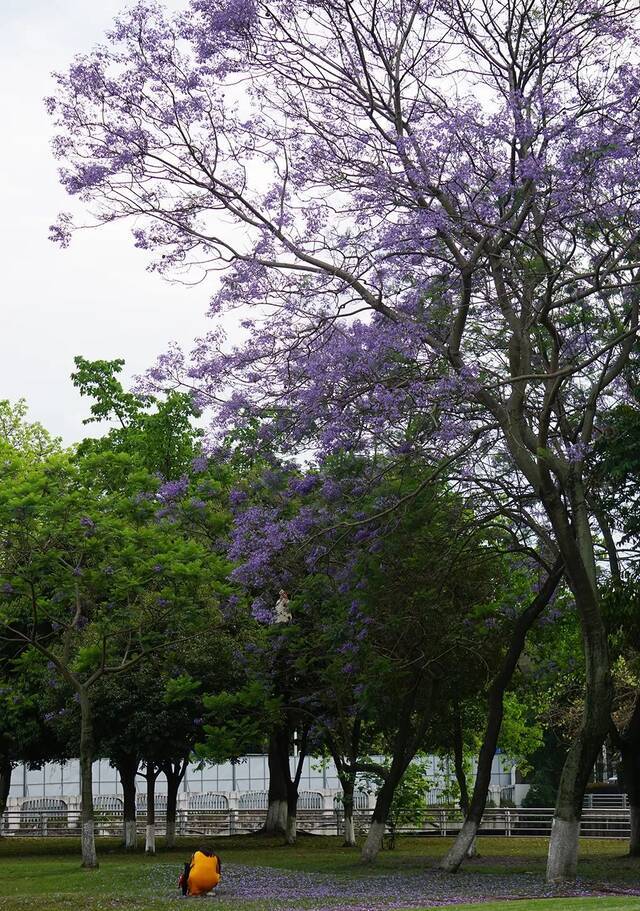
[
  {"xmin": 165, "ymin": 776, "xmax": 178, "ymax": 849},
  {"xmin": 144, "ymin": 763, "xmax": 159, "ymax": 854},
  {"xmin": 0, "ymin": 758, "xmax": 12, "ymax": 834},
  {"xmin": 116, "ymin": 757, "xmax": 138, "ymax": 851},
  {"xmin": 451, "ymin": 703, "xmax": 476, "ymax": 859},
  {"xmin": 282, "ymin": 725, "xmax": 308, "ymax": 846},
  {"xmin": 545, "ymin": 503, "xmax": 612, "ymax": 882},
  {"xmin": 329, "ymin": 717, "xmax": 362, "ymax": 848},
  {"xmin": 79, "ymin": 691, "xmax": 98, "ymax": 869},
  {"xmin": 340, "ymin": 776, "xmax": 357, "ymax": 847},
  {"xmin": 162, "ymin": 758, "xmax": 188, "ymax": 849},
  {"xmin": 264, "ymin": 733, "xmax": 288, "ymax": 834},
  {"xmin": 441, "ymin": 563, "xmax": 563, "ymax": 873}
]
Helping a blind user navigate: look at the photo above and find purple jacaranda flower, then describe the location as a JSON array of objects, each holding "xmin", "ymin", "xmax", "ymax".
[
  {"xmin": 157, "ymin": 476, "xmax": 189, "ymax": 501},
  {"xmin": 191, "ymin": 454, "xmax": 208, "ymax": 473},
  {"xmin": 338, "ymin": 641, "xmax": 356, "ymax": 654},
  {"xmin": 229, "ymin": 488, "xmax": 248, "ymax": 506},
  {"xmin": 566, "ymin": 441, "xmax": 590, "ymax": 463},
  {"xmin": 289, "ymin": 475, "xmax": 317, "ymax": 495},
  {"xmin": 251, "ymin": 597, "xmax": 273, "ymax": 624}
]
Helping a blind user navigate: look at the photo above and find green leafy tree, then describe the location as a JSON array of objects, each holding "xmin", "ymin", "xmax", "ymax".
[{"xmin": 0, "ymin": 448, "xmax": 228, "ymax": 868}]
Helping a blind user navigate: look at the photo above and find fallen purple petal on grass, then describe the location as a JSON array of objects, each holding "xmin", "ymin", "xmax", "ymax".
[{"xmin": 146, "ymin": 862, "xmax": 640, "ymax": 909}]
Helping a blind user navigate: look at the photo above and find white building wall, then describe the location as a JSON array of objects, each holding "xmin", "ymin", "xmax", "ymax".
[{"xmin": 9, "ymin": 753, "xmax": 513, "ymax": 799}]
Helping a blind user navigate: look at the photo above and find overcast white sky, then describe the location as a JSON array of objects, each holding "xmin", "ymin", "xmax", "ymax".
[{"xmin": 0, "ymin": 0, "xmax": 214, "ymax": 443}]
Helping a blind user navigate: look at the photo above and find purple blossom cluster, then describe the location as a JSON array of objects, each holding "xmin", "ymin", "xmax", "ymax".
[{"xmin": 157, "ymin": 476, "xmax": 189, "ymax": 502}]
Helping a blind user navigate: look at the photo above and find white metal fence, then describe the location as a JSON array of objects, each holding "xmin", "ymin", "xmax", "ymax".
[{"xmin": 0, "ymin": 805, "xmax": 633, "ymax": 840}]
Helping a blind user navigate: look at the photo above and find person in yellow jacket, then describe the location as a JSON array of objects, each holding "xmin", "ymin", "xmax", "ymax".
[{"xmin": 179, "ymin": 847, "xmax": 221, "ymax": 896}]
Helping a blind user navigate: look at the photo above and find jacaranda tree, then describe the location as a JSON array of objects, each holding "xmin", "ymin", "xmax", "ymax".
[{"xmin": 49, "ymin": 0, "xmax": 640, "ymax": 879}]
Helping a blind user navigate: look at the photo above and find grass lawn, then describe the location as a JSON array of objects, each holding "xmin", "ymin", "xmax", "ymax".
[{"xmin": 1, "ymin": 835, "xmax": 639, "ymax": 911}]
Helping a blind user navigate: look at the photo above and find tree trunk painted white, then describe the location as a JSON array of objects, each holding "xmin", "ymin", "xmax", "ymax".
[
  {"xmin": 361, "ymin": 820, "xmax": 385, "ymax": 863},
  {"xmin": 145, "ymin": 824, "xmax": 156, "ymax": 854},
  {"xmin": 466, "ymin": 836, "xmax": 478, "ymax": 858},
  {"xmin": 546, "ymin": 817, "xmax": 580, "ymax": 882},
  {"xmin": 117, "ymin": 759, "xmax": 138, "ymax": 851},
  {"xmin": 285, "ymin": 814, "xmax": 297, "ymax": 845},
  {"xmin": 440, "ymin": 818, "xmax": 479, "ymax": 872},
  {"xmin": 343, "ymin": 815, "xmax": 356, "ymax": 847},
  {"xmin": 265, "ymin": 732, "xmax": 288, "ymax": 835},
  {"xmin": 124, "ymin": 820, "xmax": 137, "ymax": 851},
  {"xmin": 265, "ymin": 799, "xmax": 288, "ymax": 834},
  {"xmin": 165, "ymin": 819, "xmax": 176, "ymax": 848}
]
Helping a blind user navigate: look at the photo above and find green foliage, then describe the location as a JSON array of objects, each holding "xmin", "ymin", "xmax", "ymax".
[
  {"xmin": 73, "ymin": 356, "xmax": 203, "ymax": 478},
  {"xmin": 497, "ymin": 694, "xmax": 544, "ymax": 774},
  {"xmin": 0, "ymin": 399, "xmax": 61, "ymax": 460},
  {"xmin": 164, "ymin": 674, "xmax": 202, "ymax": 704},
  {"xmin": 199, "ymin": 682, "xmax": 281, "ymax": 763},
  {"xmin": 71, "ymin": 357, "xmax": 150, "ymax": 427},
  {"xmin": 387, "ymin": 758, "xmax": 433, "ymax": 833},
  {"xmin": 522, "ymin": 730, "xmax": 568, "ymax": 808}
]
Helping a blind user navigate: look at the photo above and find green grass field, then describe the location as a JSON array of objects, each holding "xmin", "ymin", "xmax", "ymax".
[{"xmin": 1, "ymin": 835, "xmax": 639, "ymax": 911}]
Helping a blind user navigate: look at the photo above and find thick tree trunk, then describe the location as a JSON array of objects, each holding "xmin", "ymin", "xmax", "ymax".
[
  {"xmin": 628, "ymin": 803, "xmax": 640, "ymax": 858},
  {"xmin": 285, "ymin": 782, "xmax": 298, "ymax": 846},
  {"xmin": 542, "ymin": 494, "xmax": 611, "ymax": 883},
  {"xmin": 162, "ymin": 758, "xmax": 188, "ymax": 849},
  {"xmin": 144, "ymin": 763, "xmax": 158, "ymax": 854},
  {"xmin": 264, "ymin": 733, "xmax": 288, "ymax": 835},
  {"xmin": 116, "ymin": 757, "xmax": 138, "ymax": 850},
  {"xmin": 0, "ymin": 758, "xmax": 12, "ymax": 834},
  {"xmin": 441, "ymin": 564, "xmax": 563, "ymax": 873},
  {"xmin": 79, "ymin": 692, "xmax": 98, "ymax": 869},
  {"xmin": 361, "ymin": 778, "xmax": 397, "ymax": 863},
  {"xmin": 616, "ymin": 700, "xmax": 640, "ymax": 857},
  {"xmin": 545, "ymin": 598, "xmax": 610, "ymax": 879},
  {"xmin": 618, "ymin": 742, "xmax": 640, "ymax": 857},
  {"xmin": 546, "ymin": 596, "xmax": 610, "ymax": 881},
  {"xmin": 361, "ymin": 680, "xmax": 436, "ymax": 864},
  {"xmin": 361, "ymin": 752, "xmax": 414, "ymax": 863}
]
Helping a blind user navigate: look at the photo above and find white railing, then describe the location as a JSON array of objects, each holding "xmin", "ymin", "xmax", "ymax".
[{"xmin": 0, "ymin": 806, "xmax": 634, "ymax": 839}]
